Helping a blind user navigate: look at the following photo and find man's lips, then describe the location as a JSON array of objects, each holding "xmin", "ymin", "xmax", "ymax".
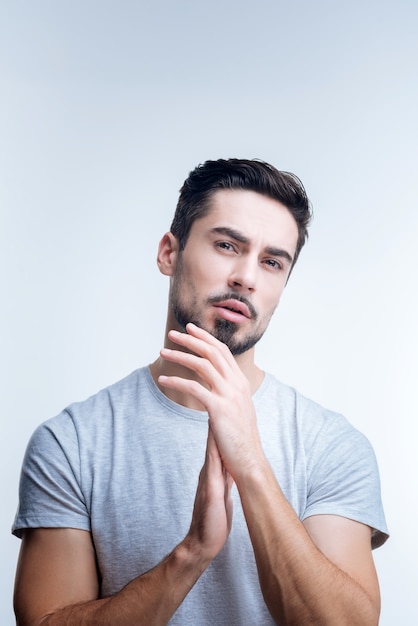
[{"xmin": 212, "ymin": 299, "xmax": 252, "ymax": 319}]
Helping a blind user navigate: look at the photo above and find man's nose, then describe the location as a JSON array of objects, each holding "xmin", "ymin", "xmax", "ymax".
[{"xmin": 227, "ymin": 256, "xmax": 257, "ymax": 292}]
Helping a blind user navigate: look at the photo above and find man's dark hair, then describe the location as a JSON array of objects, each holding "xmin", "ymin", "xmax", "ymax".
[{"xmin": 170, "ymin": 158, "xmax": 312, "ymax": 266}]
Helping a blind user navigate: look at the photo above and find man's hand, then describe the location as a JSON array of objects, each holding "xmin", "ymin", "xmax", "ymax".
[
  {"xmin": 158, "ymin": 323, "xmax": 265, "ymax": 480},
  {"xmin": 185, "ymin": 427, "xmax": 234, "ymax": 564}
]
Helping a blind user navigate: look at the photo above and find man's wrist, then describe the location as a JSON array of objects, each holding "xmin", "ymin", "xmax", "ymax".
[{"xmin": 173, "ymin": 537, "xmax": 212, "ymax": 579}]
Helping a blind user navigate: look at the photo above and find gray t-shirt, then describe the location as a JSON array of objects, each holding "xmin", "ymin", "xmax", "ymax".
[{"xmin": 13, "ymin": 367, "xmax": 388, "ymax": 625}]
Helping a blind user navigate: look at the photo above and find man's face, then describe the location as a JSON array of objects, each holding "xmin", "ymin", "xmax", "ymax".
[{"xmin": 170, "ymin": 189, "xmax": 299, "ymax": 356}]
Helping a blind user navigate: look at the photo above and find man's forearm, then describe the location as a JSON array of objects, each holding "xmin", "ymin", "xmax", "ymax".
[
  {"xmin": 18, "ymin": 426, "xmax": 232, "ymax": 626},
  {"xmin": 35, "ymin": 541, "xmax": 208, "ymax": 626},
  {"xmin": 236, "ymin": 462, "xmax": 380, "ymax": 626}
]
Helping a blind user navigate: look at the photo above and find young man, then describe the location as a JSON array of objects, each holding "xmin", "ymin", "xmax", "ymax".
[{"xmin": 13, "ymin": 159, "xmax": 388, "ymax": 625}]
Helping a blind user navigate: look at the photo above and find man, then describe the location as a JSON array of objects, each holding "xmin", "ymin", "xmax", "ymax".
[{"xmin": 13, "ymin": 158, "xmax": 388, "ymax": 625}]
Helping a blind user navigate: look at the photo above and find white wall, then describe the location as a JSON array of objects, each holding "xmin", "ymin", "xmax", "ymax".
[{"xmin": 1, "ymin": 1, "xmax": 417, "ymax": 624}]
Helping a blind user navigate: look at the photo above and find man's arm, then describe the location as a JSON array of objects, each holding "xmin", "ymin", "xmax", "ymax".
[
  {"xmin": 14, "ymin": 429, "xmax": 233, "ymax": 626},
  {"xmin": 237, "ymin": 462, "xmax": 380, "ymax": 625},
  {"xmin": 159, "ymin": 323, "xmax": 381, "ymax": 626}
]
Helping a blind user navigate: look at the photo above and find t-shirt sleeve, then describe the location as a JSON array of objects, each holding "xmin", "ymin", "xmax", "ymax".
[
  {"xmin": 12, "ymin": 412, "xmax": 91, "ymax": 538},
  {"xmin": 302, "ymin": 414, "xmax": 389, "ymax": 549}
]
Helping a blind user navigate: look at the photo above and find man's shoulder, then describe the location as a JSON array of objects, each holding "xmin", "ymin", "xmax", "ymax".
[
  {"xmin": 260, "ymin": 372, "xmax": 337, "ymax": 415},
  {"xmin": 261, "ymin": 372, "xmax": 358, "ymax": 436},
  {"xmin": 36, "ymin": 367, "xmax": 151, "ymax": 436},
  {"xmin": 68, "ymin": 366, "xmax": 146, "ymax": 412}
]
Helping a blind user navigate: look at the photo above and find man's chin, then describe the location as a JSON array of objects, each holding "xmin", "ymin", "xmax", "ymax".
[
  {"xmin": 213, "ymin": 319, "xmax": 261, "ymax": 356},
  {"xmin": 173, "ymin": 309, "xmax": 260, "ymax": 355}
]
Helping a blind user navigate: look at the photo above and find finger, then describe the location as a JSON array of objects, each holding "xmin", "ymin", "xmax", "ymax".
[
  {"xmin": 185, "ymin": 323, "xmax": 238, "ymax": 362},
  {"xmin": 224, "ymin": 473, "xmax": 234, "ymax": 532},
  {"xmin": 160, "ymin": 347, "xmax": 225, "ymax": 390},
  {"xmin": 158, "ymin": 374, "xmax": 213, "ymax": 408},
  {"xmin": 167, "ymin": 327, "xmax": 237, "ymax": 376},
  {"xmin": 168, "ymin": 330, "xmax": 235, "ymax": 371},
  {"xmin": 206, "ymin": 426, "xmax": 220, "ymax": 463},
  {"xmin": 198, "ymin": 428, "xmax": 225, "ymax": 491},
  {"xmin": 184, "ymin": 323, "xmax": 244, "ymax": 371}
]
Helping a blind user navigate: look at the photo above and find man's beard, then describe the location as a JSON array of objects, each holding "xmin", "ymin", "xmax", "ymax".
[
  {"xmin": 171, "ymin": 268, "xmax": 265, "ymax": 356},
  {"xmin": 173, "ymin": 300, "xmax": 264, "ymax": 356}
]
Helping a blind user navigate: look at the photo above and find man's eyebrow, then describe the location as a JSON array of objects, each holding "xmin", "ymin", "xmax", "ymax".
[
  {"xmin": 265, "ymin": 246, "xmax": 293, "ymax": 265},
  {"xmin": 210, "ymin": 226, "xmax": 294, "ymax": 265},
  {"xmin": 210, "ymin": 226, "xmax": 249, "ymax": 244}
]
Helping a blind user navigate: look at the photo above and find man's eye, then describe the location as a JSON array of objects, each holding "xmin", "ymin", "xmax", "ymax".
[
  {"xmin": 217, "ymin": 241, "xmax": 235, "ymax": 251},
  {"xmin": 265, "ymin": 259, "xmax": 282, "ymax": 270}
]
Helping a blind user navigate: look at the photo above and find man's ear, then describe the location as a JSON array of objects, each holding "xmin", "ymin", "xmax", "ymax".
[{"xmin": 157, "ymin": 232, "xmax": 180, "ymax": 276}]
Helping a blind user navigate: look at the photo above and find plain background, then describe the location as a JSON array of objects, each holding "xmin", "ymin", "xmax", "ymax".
[{"xmin": 1, "ymin": 1, "xmax": 417, "ymax": 624}]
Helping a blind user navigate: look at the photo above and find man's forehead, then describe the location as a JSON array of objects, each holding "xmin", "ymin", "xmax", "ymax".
[
  {"xmin": 206, "ymin": 188, "xmax": 294, "ymax": 221},
  {"xmin": 200, "ymin": 189, "xmax": 298, "ymax": 236}
]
